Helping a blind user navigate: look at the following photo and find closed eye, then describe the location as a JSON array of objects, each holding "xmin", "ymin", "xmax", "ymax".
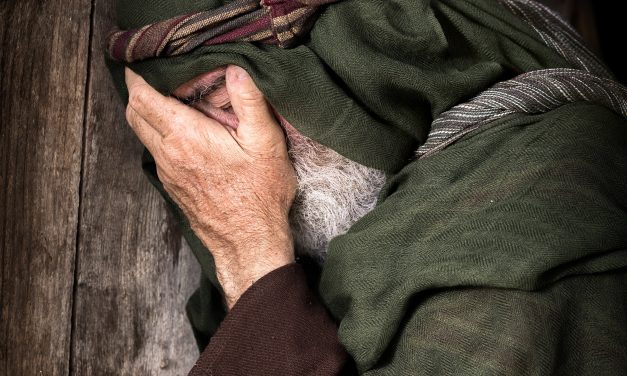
[{"xmin": 175, "ymin": 75, "xmax": 227, "ymax": 106}]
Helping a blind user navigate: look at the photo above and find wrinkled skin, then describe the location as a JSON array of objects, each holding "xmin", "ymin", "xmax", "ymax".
[{"xmin": 124, "ymin": 65, "xmax": 297, "ymax": 309}]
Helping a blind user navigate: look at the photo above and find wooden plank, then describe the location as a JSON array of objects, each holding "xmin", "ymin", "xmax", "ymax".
[
  {"xmin": 0, "ymin": 1, "xmax": 91, "ymax": 375},
  {"xmin": 70, "ymin": 1, "xmax": 200, "ymax": 374}
]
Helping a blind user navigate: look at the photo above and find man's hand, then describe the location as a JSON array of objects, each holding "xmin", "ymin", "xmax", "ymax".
[{"xmin": 124, "ymin": 65, "xmax": 297, "ymax": 309}]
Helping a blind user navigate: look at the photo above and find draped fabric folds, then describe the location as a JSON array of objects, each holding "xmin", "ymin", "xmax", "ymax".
[
  {"xmin": 107, "ymin": 0, "xmax": 340, "ymax": 63},
  {"xmin": 417, "ymin": 0, "xmax": 627, "ymax": 158},
  {"xmin": 108, "ymin": 0, "xmax": 627, "ymax": 373}
]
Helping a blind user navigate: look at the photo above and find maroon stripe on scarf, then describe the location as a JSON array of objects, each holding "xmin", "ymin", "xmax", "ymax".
[
  {"xmin": 205, "ymin": 13, "xmax": 272, "ymax": 46},
  {"xmin": 153, "ymin": 15, "xmax": 193, "ymax": 56},
  {"xmin": 110, "ymin": 31, "xmax": 134, "ymax": 62},
  {"xmin": 107, "ymin": 0, "xmax": 340, "ymax": 63}
]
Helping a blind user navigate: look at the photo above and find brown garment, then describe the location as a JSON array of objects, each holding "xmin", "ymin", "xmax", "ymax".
[{"xmin": 188, "ymin": 263, "xmax": 349, "ymax": 375}]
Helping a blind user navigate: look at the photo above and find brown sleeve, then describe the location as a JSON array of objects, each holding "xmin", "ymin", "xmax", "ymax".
[{"xmin": 187, "ymin": 263, "xmax": 350, "ymax": 376}]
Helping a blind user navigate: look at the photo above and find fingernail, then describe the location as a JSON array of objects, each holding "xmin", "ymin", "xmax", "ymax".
[{"xmin": 231, "ymin": 65, "xmax": 249, "ymax": 81}]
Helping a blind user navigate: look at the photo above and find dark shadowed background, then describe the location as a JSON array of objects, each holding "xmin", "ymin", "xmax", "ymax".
[{"xmin": 0, "ymin": 0, "xmax": 623, "ymax": 374}]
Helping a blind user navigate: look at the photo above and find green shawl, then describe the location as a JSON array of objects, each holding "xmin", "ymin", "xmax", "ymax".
[{"xmin": 108, "ymin": 0, "xmax": 627, "ymax": 373}]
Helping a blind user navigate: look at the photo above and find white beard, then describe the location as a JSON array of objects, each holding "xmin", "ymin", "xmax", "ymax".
[{"xmin": 282, "ymin": 121, "xmax": 387, "ymax": 262}]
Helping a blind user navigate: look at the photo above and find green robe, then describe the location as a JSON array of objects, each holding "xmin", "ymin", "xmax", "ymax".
[{"xmin": 109, "ymin": 0, "xmax": 627, "ymax": 373}]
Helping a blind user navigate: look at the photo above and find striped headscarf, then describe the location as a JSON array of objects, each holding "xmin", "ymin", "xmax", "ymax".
[
  {"xmin": 108, "ymin": 0, "xmax": 626, "ymax": 174},
  {"xmin": 107, "ymin": 0, "xmax": 340, "ymax": 63}
]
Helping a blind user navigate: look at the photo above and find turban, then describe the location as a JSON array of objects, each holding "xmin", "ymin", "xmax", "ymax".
[
  {"xmin": 107, "ymin": 0, "xmax": 578, "ymax": 175},
  {"xmin": 108, "ymin": 0, "xmax": 341, "ymax": 63},
  {"xmin": 108, "ymin": 0, "xmax": 626, "ymax": 162}
]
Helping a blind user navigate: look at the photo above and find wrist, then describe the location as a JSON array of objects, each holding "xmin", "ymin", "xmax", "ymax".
[
  {"xmin": 193, "ymin": 222, "xmax": 295, "ymax": 309},
  {"xmin": 191, "ymin": 218, "xmax": 294, "ymax": 261},
  {"xmin": 217, "ymin": 247, "xmax": 294, "ymax": 310},
  {"xmin": 217, "ymin": 257, "xmax": 294, "ymax": 310}
]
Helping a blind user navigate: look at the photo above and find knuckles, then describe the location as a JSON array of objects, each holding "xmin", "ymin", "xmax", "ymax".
[
  {"xmin": 125, "ymin": 105, "xmax": 139, "ymax": 128},
  {"xmin": 127, "ymin": 84, "xmax": 150, "ymax": 110},
  {"xmin": 125, "ymin": 85, "xmax": 152, "ymax": 127},
  {"xmin": 160, "ymin": 134, "xmax": 194, "ymax": 163},
  {"xmin": 236, "ymin": 87, "xmax": 264, "ymax": 104}
]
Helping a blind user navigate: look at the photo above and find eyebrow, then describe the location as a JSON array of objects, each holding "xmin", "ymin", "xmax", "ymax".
[{"xmin": 176, "ymin": 75, "xmax": 227, "ymax": 106}]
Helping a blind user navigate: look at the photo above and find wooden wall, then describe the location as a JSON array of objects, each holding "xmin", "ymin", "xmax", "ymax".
[{"xmin": 0, "ymin": 1, "xmax": 200, "ymax": 374}]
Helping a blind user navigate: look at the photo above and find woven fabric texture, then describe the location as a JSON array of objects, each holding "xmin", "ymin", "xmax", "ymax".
[
  {"xmin": 108, "ymin": 0, "xmax": 339, "ymax": 63},
  {"xmin": 417, "ymin": 0, "xmax": 626, "ymax": 157},
  {"xmin": 108, "ymin": 0, "xmax": 627, "ymax": 373}
]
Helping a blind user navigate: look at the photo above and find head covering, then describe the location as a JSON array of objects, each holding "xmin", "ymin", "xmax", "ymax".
[
  {"xmin": 107, "ymin": 0, "xmax": 570, "ymax": 174},
  {"xmin": 108, "ymin": 0, "xmax": 341, "ymax": 63}
]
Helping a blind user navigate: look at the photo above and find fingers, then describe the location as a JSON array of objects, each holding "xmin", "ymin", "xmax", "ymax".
[
  {"xmin": 225, "ymin": 65, "xmax": 280, "ymax": 141},
  {"xmin": 125, "ymin": 67, "xmax": 230, "ymax": 145},
  {"xmin": 126, "ymin": 68, "xmax": 212, "ymax": 137},
  {"xmin": 125, "ymin": 104, "xmax": 162, "ymax": 155},
  {"xmin": 125, "ymin": 68, "xmax": 175, "ymax": 137}
]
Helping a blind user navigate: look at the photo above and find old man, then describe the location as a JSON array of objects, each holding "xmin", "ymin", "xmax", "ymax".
[{"xmin": 108, "ymin": 0, "xmax": 627, "ymax": 374}]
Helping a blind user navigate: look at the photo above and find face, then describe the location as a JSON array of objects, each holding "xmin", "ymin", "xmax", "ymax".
[
  {"xmin": 171, "ymin": 67, "xmax": 238, "ymax": 129},
  {"xmin": 173, "ymin": 67, "xmax": 387, "ymax": 262}
]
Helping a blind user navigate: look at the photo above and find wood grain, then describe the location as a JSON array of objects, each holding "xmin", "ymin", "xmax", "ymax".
[
  {"xmin": 69, "ymin": 1, "xmax": 200, "ymax": 374},
  {"xmin": 0, "ymin": 1, "xmax": 91, "ymax": 375}
]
